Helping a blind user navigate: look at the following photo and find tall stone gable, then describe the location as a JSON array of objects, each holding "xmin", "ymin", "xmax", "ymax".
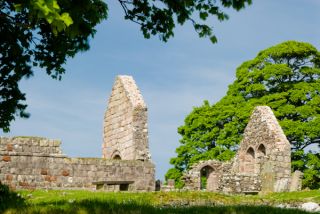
[
  {"xmin": 102, "ymin": 75, "xmax": 150, "ymax": 161},
  {"xmin": 233, "ymin": 106, "xmax": 291, "ymax": 192}
]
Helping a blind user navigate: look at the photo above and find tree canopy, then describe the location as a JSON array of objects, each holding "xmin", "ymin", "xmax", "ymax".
[
  {"xmin": 0, "ymin": 0, "xmax": 107, "ymax": 132},
  {"xmin": 0, "ymin": 0, "xmax": 251, "ymax": 132},
  {"xmin": 166, "ymin": 41, "xmax": 320, "ymax": 189}
]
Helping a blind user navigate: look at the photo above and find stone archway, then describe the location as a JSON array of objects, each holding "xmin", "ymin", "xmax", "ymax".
[
  {"xmin": 113, "ymin": 155, "xmax": 121, "ymax": 160},
  {"xmin": 200, "ymin": 165, "xmax": 219, "ymax": 191},
  {"xmin": 111, "ymin": 150, "xmax": 121, "ymax": 160}
]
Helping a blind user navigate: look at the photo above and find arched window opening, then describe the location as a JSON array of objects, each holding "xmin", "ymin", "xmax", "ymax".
[
  {"xmin": 257, "ymin": 144, "xmax": 266, "ymax": 156},
  {"xmin": 243, "ymin": 147, "xmax": 255, "ymax": 173},
  {"xmin": 246, "ymin": 147, "xmax": 255, "ymax": 159},
  {"xmin": 111, "ymin": 150, "xmax": 121, "ymax": 160},
  {"xmin": 256, "ymin": 144, "xmax": 267, "ymax": 174},
  {"xmin": 113, "ymin": 155, "xmax": 121, "ymax": 160}
]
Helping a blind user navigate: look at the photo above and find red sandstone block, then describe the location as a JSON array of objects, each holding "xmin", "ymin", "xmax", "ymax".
[
  {"xmin": 41, "ymin": 169, "xmax": 48, "ymax": 175},
  {"xmin": 6, "ymin": 174, "xmax": 13, "ymax": 181},
  {"xmin": 45, "ymin": 175, "xmax": 57, "ymax": 182},
  {"xmin": 6, "ymin": 144, "xmax": 13, "ymax": 151},
  {"xmin": 19, "ymin": 181, "xmax": 29, "ymax": 187},
  {"xmin": 2, "ymin": 156, "xmax": 11, "ymax": 162},
  {"xmin": 27, "ymin": 183, "xmax": 36, "ymax": 190},
  {"xmin": 62, "ymin": 170, "xmax": 70, "ymax": 176}
]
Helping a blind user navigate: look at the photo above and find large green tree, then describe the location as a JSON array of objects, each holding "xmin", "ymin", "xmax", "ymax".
[
  {"xmin": 1, "ymin": 0, "xmax": 252, "ymax": 132},
  {"xmin": 167, "ymin": 41, "xmax": 320, "ymax": 189}
]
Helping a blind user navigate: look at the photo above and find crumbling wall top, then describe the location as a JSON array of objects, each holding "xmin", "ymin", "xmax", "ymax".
[
  {"xmin": 247, "ymin": 106, "xmax": 290, "ymax": 144},
  {"xmin": 117, "ymin": 75, "xmax": 146, "ymax": 109}
]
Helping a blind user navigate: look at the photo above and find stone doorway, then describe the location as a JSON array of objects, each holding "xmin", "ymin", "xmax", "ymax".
[{"xmin": 200, "ymin": 166, "xmax": 219, "ymax": 191}]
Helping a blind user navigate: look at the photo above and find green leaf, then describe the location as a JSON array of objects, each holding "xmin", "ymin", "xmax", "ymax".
[
  {"xmin": 210, "ymin": 36, "xmax": 217, "ymax": 43},
  {"xmin": 14, "ymin": 4, "xmax": 22, "ymax": 12},
  {"xmin": 60, "ymin": 13, "xmax": 73, "ymax": 26}
]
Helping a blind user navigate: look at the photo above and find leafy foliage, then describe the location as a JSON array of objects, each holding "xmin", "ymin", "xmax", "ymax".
[
  {"xmin": 165, "ymin": 168, "xmax": 184, "ymax": 189},
  {"xmin": 0, "ymin": 182, "xmax": 25, "ymax": 212},
  {"xmin": 18, "ymin": 0, "xmax": 74, "ymax": 35},
  {"xmin": 0, "ymin": 0, "xmax": 252, "ymax": 132},
  {"xmin": 0, "ymin": 0, "xmax": 108, "ymax": 132},
  {"xmin": 118, "ymin": 0, "xmax": 252, "ymax": 42},
  {"xmin": 167, "ymin": 41, "xmax": 320, "ymax": 189},
  {"xmin": 296, "ymin": 152, "xmax": 320, "ymax": 189}
]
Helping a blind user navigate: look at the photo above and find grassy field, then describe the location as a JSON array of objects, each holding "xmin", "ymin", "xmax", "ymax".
[{"xmin": 1, "ymin": 187, "xmax": 320, "ymax": 214}]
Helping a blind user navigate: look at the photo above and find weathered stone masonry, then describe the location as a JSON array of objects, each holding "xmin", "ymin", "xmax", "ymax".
[
  {"xmin": 0, "ymin": 137, "xmax": 154, "ymax": 191},
  {"xmin": 0, "ymin": 75, "xmax": 155, "ymax": 191},
  {"xmin": 184, "ymin": 106, "xmax": 295, "ymax": 194},
  {"xmin": 102, "ymin": 76, "xmax": 150, "ymax": 161},
  {"xmin": 0, "ymin": 75, "xmax": 299, "ymax": 194}
]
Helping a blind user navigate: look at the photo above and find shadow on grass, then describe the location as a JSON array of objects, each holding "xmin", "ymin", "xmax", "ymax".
[
  {"xmin": 0, "ymin": 183, "xmax": 26, "ymax": 212},
  {"xmin": 5, "ymin": 198, "xmax": 312, "ymax": 214}
]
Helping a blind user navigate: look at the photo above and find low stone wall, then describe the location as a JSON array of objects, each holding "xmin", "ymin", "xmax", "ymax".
[
  {"xmin": 218, "ymin": 174, "xmax": 260, "ymax": 193},
  {"xmin": 0, "ymin": 137, "xmax": 63, "ymax": 157},
  {"xmin": 0, "ymin": 137, "xmax": 155, "ymax": 191},
  {"xmin": 183, "ymin": 160, "xmax": 260, "ymax": 193}
]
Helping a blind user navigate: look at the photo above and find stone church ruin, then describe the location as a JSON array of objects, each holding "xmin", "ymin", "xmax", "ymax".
[
  {"xmin": 183, "ymin": 106, "xmax": 299, "ymax": 194},
  {"xmin": 0, "ymin": 75, "xmax": 299, "ymax": 194},
  {"xmin": 0, "ymin": 75, "xmax": 155, "ymax": 191}
]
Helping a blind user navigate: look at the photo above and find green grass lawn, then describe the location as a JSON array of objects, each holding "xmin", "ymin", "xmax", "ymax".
[{"xmin": 1, "ymin": 188, "xmax": 320, "ymax": 214}]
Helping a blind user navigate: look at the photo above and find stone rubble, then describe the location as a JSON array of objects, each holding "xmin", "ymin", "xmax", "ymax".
[{"xmin": 300, "ymin": 202, "xmax": 320, "ymax": 212}]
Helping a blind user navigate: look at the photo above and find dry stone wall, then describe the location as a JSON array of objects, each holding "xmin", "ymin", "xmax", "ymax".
[
  {"xmin": 183, "ymin": 160, "xmax": 261, "ymax": 193},
  {"xmin": 0, "ymin": 137, "xmax": 155, "ymax": 191},
  {"xmin": 219, "ymin": 174, "xmax": 261, "ymax": 193},
  {"xmin": 102, "ymin": 76, "xmax": 150, "ymax": 161}
]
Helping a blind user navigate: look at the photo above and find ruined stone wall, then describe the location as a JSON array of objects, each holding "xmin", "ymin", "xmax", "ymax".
[
  {"xmin": 232, "ymin": 106, "xmax": 291, "ymax": 192},
  {"xmin": 183, "ymin": 106, "xmax": 292, "ymax": 194},
  {"xmin": 0, "ymin": 137, "xmax": 155, "ymax": 191},
  {"xmin": 218, "ymin": 174, "xmax": 260, "ymax": 193},
  {"xmin": 183, "ymin": 160, "xmax": 260, "ymax": 193},
  {"xmin": 102, "ymin": 76, "xmax": 150, "ymax": 161},
  {"xmin": 183, "ymin": 160, "xmax": 226, "ymax": 191}
]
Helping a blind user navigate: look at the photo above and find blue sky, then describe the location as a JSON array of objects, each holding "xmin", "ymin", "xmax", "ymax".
[{"xmin": 1, "ymin": 0, "xmax": 320, "ymax": 179}]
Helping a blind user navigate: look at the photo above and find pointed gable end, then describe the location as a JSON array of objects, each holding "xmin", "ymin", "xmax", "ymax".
[
  {"xmin": 234, "ymin": 106, "xmax": 291, "ymax": 192},
  {"xmin": 102, "ymin": 75, "xmax": 150, "ymax": 161}
]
